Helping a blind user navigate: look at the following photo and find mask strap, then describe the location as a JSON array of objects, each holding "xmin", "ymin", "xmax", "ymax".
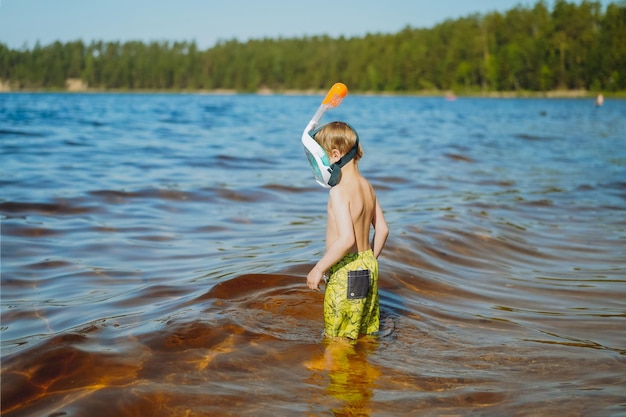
[
  {"xmin": 328, "ymin": 136, "xmax": 359, "ymax": 187},
  {"xmin": 332, "ymin": 136, "xmax": 359, "ymax": 169}
]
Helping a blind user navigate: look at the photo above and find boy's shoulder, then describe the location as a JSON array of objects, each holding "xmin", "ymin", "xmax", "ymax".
[{"xmin": 330, "ymin": 175, "xmax": 376, "ymax": 201}]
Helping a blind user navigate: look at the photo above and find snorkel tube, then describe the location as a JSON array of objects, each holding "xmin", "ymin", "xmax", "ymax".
[{"xmin": 301, "ymin": 83, "xmax": 349, "ymax": 188}]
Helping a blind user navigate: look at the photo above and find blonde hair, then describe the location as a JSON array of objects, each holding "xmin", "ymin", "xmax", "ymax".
[{"xmin": 314, "ymin": 121, "xmax": 363, "ymax": 162}]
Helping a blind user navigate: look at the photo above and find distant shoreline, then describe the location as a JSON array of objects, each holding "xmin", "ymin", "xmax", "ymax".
[{"xmin": 1, "ymin": 81, "xmax": 623, "ymax": 99}]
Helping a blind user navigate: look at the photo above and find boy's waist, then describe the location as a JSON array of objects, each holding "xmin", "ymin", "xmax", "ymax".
[{"xmin": 330, "ymin": 249, "xmax": 376, "ymax": 271}]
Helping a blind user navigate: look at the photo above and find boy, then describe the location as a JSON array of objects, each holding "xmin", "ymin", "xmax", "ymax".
[{"xmin": 306, "ymin": 121, "xmax": 389, "ymax": 341}]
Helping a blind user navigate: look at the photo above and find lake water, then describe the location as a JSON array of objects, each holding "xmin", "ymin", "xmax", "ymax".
[{"xmin": 1, "ymin": 92, "xmax": 625, "ymax": 416}]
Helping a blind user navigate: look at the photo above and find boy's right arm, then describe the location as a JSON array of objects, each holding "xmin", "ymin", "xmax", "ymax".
[
  {"xmin": 371, "ymin": 198, "xmax": 389, "ymax": 258},
  {"xmin": 307, "ymin": 188, "xmax": 356, "ymax": 291}
]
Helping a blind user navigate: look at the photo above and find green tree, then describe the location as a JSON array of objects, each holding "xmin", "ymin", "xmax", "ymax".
[{"xmin": 0, "ymin": 0, "xmax": 624, "ymax": 93}]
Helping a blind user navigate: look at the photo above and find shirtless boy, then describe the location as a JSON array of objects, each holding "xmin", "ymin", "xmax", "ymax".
[{"xmin": 306, "ymin": 121, "xmax": 389, "ymax": 340}]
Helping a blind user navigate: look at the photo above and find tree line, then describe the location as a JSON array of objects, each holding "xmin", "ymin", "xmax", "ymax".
[{"xmin": 1, "ymin": 0, "xmax": 624, "ymax": 93}]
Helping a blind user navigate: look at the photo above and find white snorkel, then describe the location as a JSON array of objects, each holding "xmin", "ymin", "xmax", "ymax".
[{"xmin": 301, "ymin": 83, "xmax": 349, "ymax": 188}]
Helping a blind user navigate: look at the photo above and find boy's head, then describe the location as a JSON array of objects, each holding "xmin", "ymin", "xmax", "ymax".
[{"xmin": 313, "ymin": 121, "xmax": 363, "ymax": 162}]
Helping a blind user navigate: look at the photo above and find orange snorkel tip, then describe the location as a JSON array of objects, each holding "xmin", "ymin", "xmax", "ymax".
[{"xmin": 321, "ymin": 82, "xmax": 348, "ymax": 108}]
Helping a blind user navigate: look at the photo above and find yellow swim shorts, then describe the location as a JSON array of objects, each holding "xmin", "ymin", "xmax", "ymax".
[{"xmin": 324, "ymin": 250, "xmax": 379, "ymax": 339}]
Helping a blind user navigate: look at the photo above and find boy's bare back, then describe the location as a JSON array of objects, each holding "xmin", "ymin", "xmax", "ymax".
[{"xmin": 326, "ymin": 173, "xmax": 377, "ymax": 255}]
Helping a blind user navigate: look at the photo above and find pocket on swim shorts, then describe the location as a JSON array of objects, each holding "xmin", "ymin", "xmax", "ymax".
[{"xmin": 347, "ymin": 269, "xmax": 370, "ymax": 299}]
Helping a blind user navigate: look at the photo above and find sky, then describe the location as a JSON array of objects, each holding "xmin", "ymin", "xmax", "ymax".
[{"xmin": 0, "ymin": 0, "xmax": 618, "ymax": 50}]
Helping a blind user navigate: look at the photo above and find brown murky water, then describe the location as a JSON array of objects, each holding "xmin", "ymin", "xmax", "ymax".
[{"xmin": 1, "ymin": 93, "xmax": 625, "ymax": 416}]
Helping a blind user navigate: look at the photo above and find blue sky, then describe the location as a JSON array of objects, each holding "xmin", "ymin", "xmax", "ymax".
[{"xmin": 0, "ymin": 0, "xmax": 617, "ymax": 50}]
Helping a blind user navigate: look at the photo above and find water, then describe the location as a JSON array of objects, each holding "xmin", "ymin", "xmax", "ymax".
[{"xmin": 1, "ymin": 92, "xmax": 625, "ymax": 416}]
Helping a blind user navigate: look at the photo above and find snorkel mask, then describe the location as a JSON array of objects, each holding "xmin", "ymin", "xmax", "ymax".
[
  {"xmin": 302, "ymin": 123, "xmax": 360, "ymax": 188},
  {"xmin": 301, "ymin": 82, "xmax": 353, "ymax": 188}
]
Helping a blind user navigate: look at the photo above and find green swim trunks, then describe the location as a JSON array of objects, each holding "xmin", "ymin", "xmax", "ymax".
[{"xmin": 324, "ymin": 250, "xmax": 379, "ymax": 339}]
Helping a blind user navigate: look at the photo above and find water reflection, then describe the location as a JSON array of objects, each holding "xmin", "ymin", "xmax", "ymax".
[{"xmin": 306, "ymin": 337, "xmax": 381, "ymax": 416}]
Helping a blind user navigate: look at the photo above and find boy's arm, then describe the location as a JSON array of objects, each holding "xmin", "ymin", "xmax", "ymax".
[
  {"xmin": 371, "ymin": 198, "xmax": 389, "ymax": 258},
  {"xmin": 306, "ymin": 189, "xmax": 355, "ymax": 290}
]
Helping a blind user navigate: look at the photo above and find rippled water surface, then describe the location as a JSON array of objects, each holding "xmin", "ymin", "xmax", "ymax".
[{"xmin": 1, "ymin": 92, "xmax": 625, "ymax": 416}]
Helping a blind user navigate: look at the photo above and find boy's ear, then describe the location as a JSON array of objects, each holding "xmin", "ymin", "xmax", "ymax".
[{"xmin": 330, "ymin": 149, "xmax": 342, "ymax": 160}]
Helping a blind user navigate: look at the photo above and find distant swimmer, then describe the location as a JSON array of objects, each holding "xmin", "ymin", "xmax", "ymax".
[{"xmin": 596, "ymin": 93, "xmax": 604, "ymax": 107}]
